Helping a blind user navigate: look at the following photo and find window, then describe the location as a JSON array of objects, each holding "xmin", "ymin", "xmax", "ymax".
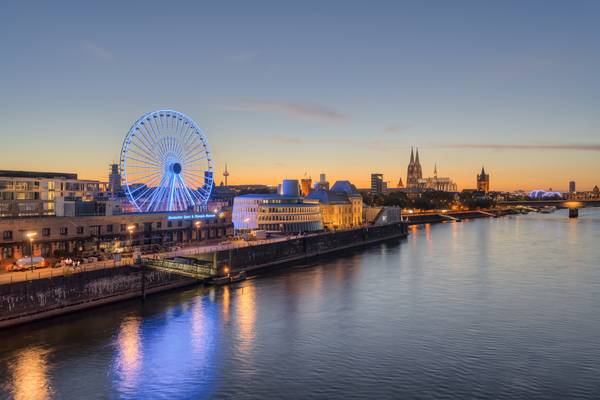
[
  {"xmin": 167, "ymin": 221, "xmax": 173, "ymax": 228},
  {"xmin": 76, "ymin": 226, "xmax": 84, "ymax": 235},
  {"xmin": 156, "ymin": 222, "xmax": 162, "ymax": 229},
  {"xmin": 177, "ymin": 221, "xmax": 182, "ymax": 227},
  {"xmin": 89, "ymin": 226, "xmax": 100, "ymax": 236},
  {"xmin": 120, "ymin": 224, "xmax": 126, "ymax": 232},
  {"xmin": 3, "ymin": 231, "xmax": 12, "ymax": 240},
  {"xmin": 60, "ymin": 227, "xmax": 68, "ymax": 235},
  {"xmin": 106, "ymin": 224, "xmax": 113, "ymax": 233},
  {"xmin": 42, "ymin": 228, "xmax": 51, "ymax": 237}
]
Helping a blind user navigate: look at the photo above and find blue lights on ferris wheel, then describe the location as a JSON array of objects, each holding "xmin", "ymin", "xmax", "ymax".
[{"xmin": 120, "ymin": 110, "xmax": 214, "ymax": 213}]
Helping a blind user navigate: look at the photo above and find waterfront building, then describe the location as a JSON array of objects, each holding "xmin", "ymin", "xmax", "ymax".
[
  {"xmin": 232, "ymin": 180, "xmax": 323, "ymax": 233},
  {"xmin": 0, "ymin": 211, "xmax": 233, "ymax": 265},
  {"xmin": 594, "ymin": 185, "xmax": 600, "ymax": 197},
  {"xmin": 477, "ymin": 166, "xmax": 490, "ymax": 193},
  {"xmin": 364, "ymin": 206, "xmax": 402, "ymax": 225},
  {"xmin": 0, "ymin": 170, "xmax": 107, "ymax": 218},
  {"xmin": 371, "ymin": 173, "xmax": 384, "ymax": 194},
  {"xmin": 300, "ymin": 177, "xmax": 312, "ymax": 197},
  {"xmin": 314, "ymin": 173, "xmax": 330, "ymax": 191},
  {"xmin": 569, "ymin": 180, "xmax": 576, "ymax": 193},
  {"xmin": 406, "ymin": 147, "xmax": 423, "ymax": 189},
  {"xmin": 279, "ymin": 179, "xmax": 300, "ymax": 197},
  {"xmin": 305, "ymin": 180, "xmax": 364, "ymax": 229}
]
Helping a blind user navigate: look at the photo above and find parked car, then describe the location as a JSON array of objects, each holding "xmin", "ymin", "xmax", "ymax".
[{"xmin": 10, "ymin": 257, "xmax": 46, "ymax": 271}]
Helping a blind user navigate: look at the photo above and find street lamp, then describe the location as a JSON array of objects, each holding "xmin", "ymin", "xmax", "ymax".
[
  {"xmin": 127, "ymin": 225, "xmax": 135, "ymax": 249},
  {"xmin": 26, "ymin": 232, "xmax": 37, "ymax": 272},
  {"xmin": 194, "ymin": 221, "xmax": 202, "ymax": 241}
]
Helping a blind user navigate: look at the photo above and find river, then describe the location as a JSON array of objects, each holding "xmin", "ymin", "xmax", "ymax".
[{"xmin": 1, "ymin": 209, "xmax": 599, "ymax": 399}]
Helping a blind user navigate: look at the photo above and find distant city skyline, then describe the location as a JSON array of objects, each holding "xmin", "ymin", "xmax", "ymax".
[{"xmin": 2, "ymin": 1, "xmax": 600, "ymax": 191}]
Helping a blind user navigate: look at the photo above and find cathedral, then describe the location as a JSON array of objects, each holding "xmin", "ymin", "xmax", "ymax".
[
  {"xmin": 405, "ymin": 148, "xmax": 458, "ymax": 192},
  {"xmin": 406, "ymin": 147, "xmax": 423, "ymax": 189}
]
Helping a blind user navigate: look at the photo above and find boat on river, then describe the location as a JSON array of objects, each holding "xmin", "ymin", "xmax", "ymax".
[{"xmin": 539, "ymin": 206, "xmax": 557, "ymax": 214}]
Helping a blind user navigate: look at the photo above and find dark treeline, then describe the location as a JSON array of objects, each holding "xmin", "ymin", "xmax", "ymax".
[{"xmin": 361, "ymin": 191, "xmax": 495, "ymax": 210}]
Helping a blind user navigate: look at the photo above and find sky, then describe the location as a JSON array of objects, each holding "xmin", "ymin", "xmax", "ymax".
[{"xmin": 1, "ymin": 0, "xmax": 600, "ymax": 192}]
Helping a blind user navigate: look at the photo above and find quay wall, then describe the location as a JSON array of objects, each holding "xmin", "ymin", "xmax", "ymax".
[
  {"xmin": 0, "ymin": 266, "xmax": 195, "ymax": 329},
  {"xmin": 406, "ymin": 210, "xmax": 496, "ymax": 225},
  {"xmin": 216, "ymin": 222, "xmax": 407, "ymax": 272}
]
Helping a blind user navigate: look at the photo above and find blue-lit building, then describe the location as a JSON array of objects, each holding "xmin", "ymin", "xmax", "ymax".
[{"xmin": 232, "ymin": 180, "xmax": 323, "ymax": 233}]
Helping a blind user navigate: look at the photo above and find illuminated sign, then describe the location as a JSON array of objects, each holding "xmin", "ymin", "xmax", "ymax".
[{"xmin": 167, "ymin": 213, "xmax": 216, "ymax": 221}]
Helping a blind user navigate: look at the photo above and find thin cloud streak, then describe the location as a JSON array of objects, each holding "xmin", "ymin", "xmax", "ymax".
[
  {"xmin": 272, "ymin": 135, "xmax": 600, "ymax": 153},
  {"xmin": 434, "ymin": 143, "xmax": 600, "ymax": 152},
  {"xmin": 81, "ymin": 40, "xmax": 115, "ymax": 62},
  {"xmin": 225, "ymin": 99, "xmax": 345, "ymax": 123}
]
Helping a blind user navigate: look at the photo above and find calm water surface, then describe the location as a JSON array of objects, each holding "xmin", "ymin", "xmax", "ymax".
[{"xmin": 1, "ymin": 210, "xmax": 600, "ymax": 399}]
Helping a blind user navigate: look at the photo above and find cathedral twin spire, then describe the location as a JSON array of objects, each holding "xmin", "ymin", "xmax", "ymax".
[{"xmin": 407, "ymin": 147, "xmax": 423, "ymax": 188}]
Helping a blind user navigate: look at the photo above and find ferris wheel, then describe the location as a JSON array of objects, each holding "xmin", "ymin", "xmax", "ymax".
[{"xmin": 120, "ymin": 110, "xmax": 214, "ymax": 212}]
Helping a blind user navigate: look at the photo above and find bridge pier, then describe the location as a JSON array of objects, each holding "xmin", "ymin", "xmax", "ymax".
[{"xmin": 569, "ymin": 208, "xmax": 579, "ymax": 218}]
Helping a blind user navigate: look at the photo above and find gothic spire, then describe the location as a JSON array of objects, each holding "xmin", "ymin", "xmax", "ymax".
[
  {"xmin": 415, "ymin": 148, "xmax": 420, "ymax": 165},
  {"xmin": 410, "ymin": 147, "xmax": 414, "ymax": 164},
  {"xmin": 434, "ymin": 163, "xmax": 437, "ymax": 177}
]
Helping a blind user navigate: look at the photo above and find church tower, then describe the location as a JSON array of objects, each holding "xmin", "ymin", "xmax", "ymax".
[
  {"xmin": 406, "ymin": 147, "xmax": 423, "ymax": 189},
  {"xmin": 477, "ymin": 166, "xmax": 490, "ymax": 192}
]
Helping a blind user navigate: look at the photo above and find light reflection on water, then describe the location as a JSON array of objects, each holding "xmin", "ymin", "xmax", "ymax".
[
  {"xmin": 7, "ymin": 347, "xmax": 52, "ymax": 400},
  {"xmin": 0, "ymin": 209, "xmax": 599, "ymax": 399}
]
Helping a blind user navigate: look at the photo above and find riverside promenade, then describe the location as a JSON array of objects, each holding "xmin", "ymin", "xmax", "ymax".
[{"xmin": 0, "ymin": 223, "xmax": 408, "ymax": 329}]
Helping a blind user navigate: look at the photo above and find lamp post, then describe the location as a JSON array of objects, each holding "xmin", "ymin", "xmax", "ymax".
[
  {"xmin": 26, "ymin": 232, "xmax": 37, "ymax": 272},
  {"xmin": 127, "ymin": 224, "xmax": 135, "ymax": 249},
  {"xmin": 195, "ymin": 221, "xmax": 202, "ymax": 241}
]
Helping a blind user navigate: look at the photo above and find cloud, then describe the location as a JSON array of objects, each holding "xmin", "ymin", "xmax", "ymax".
[
  {"xmin": 434, "ymin": 143, "xmax": 600, "ymax": 152},
  {"xmin": 225, "ymin": 99, "xmax": 345, "ymax": 123},
  {"xmin": 81, "ymin": 41, "xmax": 114, "ymax": 62},
  {"xmin": 383, "ymin": 124, "xmax": 413, "ymax": 135}
]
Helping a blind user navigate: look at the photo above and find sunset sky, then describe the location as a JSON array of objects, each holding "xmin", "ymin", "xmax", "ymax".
[{"xmin": 2, "ymin": 1, "xmax": 600, "ymax": 192}]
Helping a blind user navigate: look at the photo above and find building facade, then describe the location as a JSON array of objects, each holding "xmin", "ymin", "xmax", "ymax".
[
  {"xmin": 0, "ymin": 171, "xmax": 106, "ymax": 218},
  {"xmin": 371, "ymin": 173, "xmax": 383, "ymax": 194},
  {"xmin": 300, "ymin": 178, "xmax": 312, "ymax": 197},
  {"xmin": 232, "ymin": 194, "xmax": 323, "ymax": 233},
  {"xmin": 306, "ymin": 180, "xmax": 364, "ymax": 230},
  {"xmin": 569, "ymin": 180, "xmax": 576, "ymax": 193},
  {"xmin": 477, "ymin": 167, "xmax": 490, "ymax": 193},
  {"xmin": 0, "ymin": 211, "xmax": 233, "ymax": 265}
]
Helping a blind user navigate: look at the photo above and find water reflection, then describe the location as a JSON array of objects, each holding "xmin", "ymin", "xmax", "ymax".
[
  {"xmin": 8, "ymin": 346, "xmax": 52, "ymax": 400},
  {"xmin": 235, "ymin": 283, "xmax": 256, "ymax": 359},
  {"xmin": 115, "ymin": 316, "xmax": 142, "ymax": 391}
]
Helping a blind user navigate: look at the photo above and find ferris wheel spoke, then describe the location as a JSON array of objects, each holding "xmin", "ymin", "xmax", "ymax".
[
  {"xmin": 147, "ymin": 174, "xmax": 170, "ymax": 211},
  {"xmin": 126, "ymin": 147, "xmax": 161, "ymax": 166},
  {"xmin": 178, "ymin": 174, "xmax": 199, "ymax": 204},
  {"xmin": 127, "ymin": 169, "xmax": 162, "ymax": 186},
  {"xmin": 178, "ymin": 121, "xmax": 195, "ymax": 147},
  {"xmin": 129, "ymin": 139, "xmax": 157, "ymax": 162},
  {"xmin": 183, "ymin": 146, "xmax": 208, "ymax": 162},
  {"xmin": 139, "ymin": 122, "xmax": 163, "ymax": 155},
  {"xmin": 180, "ymin": 127, "xmax": 197, "ymax": 152},
  {"xmin": 136, "ymin": 126, "xmax": 165, "ymax": 161},
  {"xmin": 148, "ymin": 116, "xmax": 170, "ymax": 157},
  {"xmin": 126, "ymin": 156, "xmax": 162, "ymax": 168}
]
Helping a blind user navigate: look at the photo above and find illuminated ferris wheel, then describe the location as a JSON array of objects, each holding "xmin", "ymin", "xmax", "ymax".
[{"xmin": 120, "ymin": 110, "xmax": 214, "ymax": 212}]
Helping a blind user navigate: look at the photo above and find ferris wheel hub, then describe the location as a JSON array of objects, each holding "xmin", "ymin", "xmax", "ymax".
[{"xmin": 171, "ymin": 163, "xmax": 182, "ymax": 174}]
